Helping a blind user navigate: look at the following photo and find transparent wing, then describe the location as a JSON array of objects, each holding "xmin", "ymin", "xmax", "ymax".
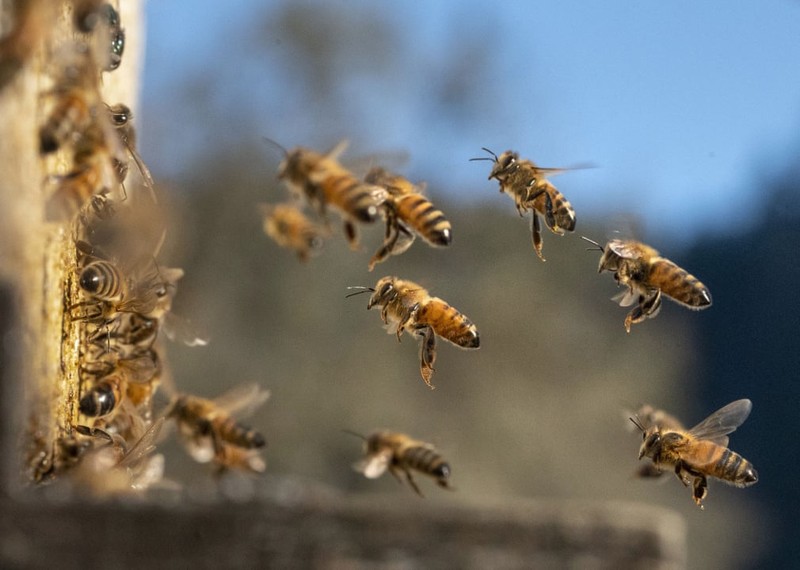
[
  {"xmin": 212, "ymin": 383, "xmax": 271, "ymax": 418},
  {"xmin": 119, "ymin": 417, "xmax": 165, "ymax": 468},
  {"xmin": 161, "ymin": 311, "xmax": 210, "ymax": 347},
  {"xmin": 612, "ymin": 289, "xmax": 638, "ymax": 307},
  {"xmin": 354, "ymin": 450, "xmax": 392, "ymax": 479},
  {"xmin": 688, "ymin": 399, "xmax": 752, "ymax": 445}
]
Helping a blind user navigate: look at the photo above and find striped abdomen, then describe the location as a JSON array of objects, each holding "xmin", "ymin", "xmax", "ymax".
[
  {"xmin": 530, "ymin": 182, "xmax": 576, "ymax": 233},
  {"xmin": 39, "ymin": 92, "xmax": 91, "ymax": 154},
  {"xmin": 320, "ymin": 172, "xmax": 380, "ymax": 223},
  {"xmin": 399, "ymin": 445, "xmax": 451, "ymax": 484},
  {"xmin": 213, "ymin": 416, "xmax": 266, "ymax": 449},
  {"xmin": 79, "ymin": 260, "xmax": 124, "ymax": 301},
  {"xmin": 692, "ymin": 440, "xmax": 758, "ymax": 487},
  {"xmin": 418, "ymin": 299, "xmax": 480, "ymax": 349},
  {"xmin": 649, "ymin": 258, "xmax": 712, "ymax": 309},
  {"xmin": 395, "ymin": 194, "xmax": 452, "ymax": 246},
  {"xmin": 79, "ymin": 374, "xmax": 124, "ymax": 417}
]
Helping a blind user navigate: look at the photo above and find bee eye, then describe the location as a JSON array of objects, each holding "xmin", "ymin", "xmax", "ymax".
[{"xmin": 379, "ymin": 283, "xmax": 393, "ymax": 297}]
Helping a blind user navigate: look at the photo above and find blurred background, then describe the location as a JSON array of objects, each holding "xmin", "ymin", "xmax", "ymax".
[{"xmin": 136, "ymin": 1, "xmax": 800, "ymax": 568}]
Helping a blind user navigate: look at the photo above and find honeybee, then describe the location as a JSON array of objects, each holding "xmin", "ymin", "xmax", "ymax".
[
  {"xmin": 76, "ymin": 258, "xmax": 169, "ymax": 318},
  {"xmin": 274, "ymin": 140, "xmax": 384, "ymax": 249},
  {"xmin": 168, "ymin": 384, "xmax": 269, "ymax": 473},
  {"xmin": 363, "ymin": 167, "xmax": 452, "ymax": 271},
  {"xmin": 73, "ymin": 1, "xmax": 125, "ymax": 71},
  {"xmin": 69, "ymin": 418, "xmax": 168, "ymax": 496},
  {"xmin": 349, "ymin": 276, "xmax": 480, "ymax": 388},
  {"xmin": 104, "ymin": 103, "xmax": 157, "ymax": 201},
  {"xmin": 0, "ymin": 0, "xmax": 55, "ymax": 91},
  {"xmin": 583, "ymin": 237, "xmax": 712, "ymax": 333},
  {"xmin": 631, "ymin": 399, "xmax": 758, "ymax": 508},
  {"xmin": 471, "ymin": 148, "xmax": 579, "ymax": 261},
  {"xmin": 259, "ymin": 202, "xmax": 326, "ymax": 262},
  {"xmin": 79, "ymin": 373, "xmax": 124, "ymax": 418},
  {"xmin": 349, "ymin": 430, "xmax": 453, "ymax": 497},
  {"xmin": 628, "ymin": 404, "xmax": 685, "ymax": 479}
]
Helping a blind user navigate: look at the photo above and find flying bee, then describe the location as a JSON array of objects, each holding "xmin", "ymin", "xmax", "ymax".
[
  {"xmin": 470, "ymin": 148, "xmax": 581, "ymax": 261},
  {"xmin": 627, "ymin": 404, "xmax": 685, "ymax": 479},
  {"xmin": 272, "ymin": 139, "xmax": 385, "ymax": 249},
  {"xmin": 348, "ymin": 430, "xmax": 453, "ymax": 497},
  {"xmin": 348, "ymin": 276, "xmax": 480, "ymax": 389},
  {"xmin": 583, "ymin": 237, "xmax": 712, "ymax": 333},
  {"xmin": 631, "ymin": 399, "xmax": 758, "ymax": 509},
  {"xmin": 363, "ymin": 167, "xmax": 452, "ymax": 271},
  {"xmin": 259, "ymin": 202, "xmax": 326, "ymax": 262},
  {"xmin": 167, "ymin": 384, "xmax": 270, "ymax": 473}
]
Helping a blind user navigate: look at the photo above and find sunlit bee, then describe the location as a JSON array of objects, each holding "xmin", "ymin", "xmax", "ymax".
[
  {"xmin": 79, "ymin": 373, "xmax": 124, "ymax": 418},
  {"xmin": 104, "ymin": 103, "xmax": 157, "ymax": 201},
  {"xmin": 632, "ymin": 399, "xmax": 758, "ymax": 509},
  {"xmin": 470, "ymin": 148, "xmax": 579, "ymax": 261},
  {"xmin": 363, "ymin": 167, "xmax": 452, "ymax": 271},
  {"xmin": 259, "ymin": 202, "xmax": 325, "ymax": 262},
  {"xmin": 350, "ymin": 276, "xmax": 480, "ymax": 389},
  {"xmin": 168, "ymin": 384, "xmax": 270, "ymax": 473},
  {"xmin": 584, "ymin": 237, "xmax": 712, "ymax": 333},
  {"xmin": 76, "ymin": 259, "xmax": 172, "ymax": 319},
  {"xmin": 275, "ymin": 140, "xmax": 384, "ymax": 249},
  {"xmin": 350, "ymin": 430, "xmax": 452, "ymax": 497},
  {"xmin": 38, "ymin": 88, "xmax": 92, "ymax": 154}
]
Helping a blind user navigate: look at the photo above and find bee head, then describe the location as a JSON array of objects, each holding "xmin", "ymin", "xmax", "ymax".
[{"xmin": 366, "ymin": 277, "xmax": 397, "ymax": 309}]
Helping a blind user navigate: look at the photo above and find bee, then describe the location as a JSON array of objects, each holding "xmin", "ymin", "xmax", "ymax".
[
  {"xmin": 73, "ymin": 1, "xmax": 125, "ymax": 71},
  {"xmin": 349, "ymin": 276, "xmax": 480, "ymax": 389},
  {"xmin": 471, "ymin": 148, "xmax": 579, "ymax": 261},
  {"xmin": 0, "ymin": 0, "xmax": 55, "ymax": 91},
  {"xmin": 274, "ymin": 140, "xmax": 384, "ymax": 249},
  {"xmin": 363, "ymin": 167, "xmax": 452, "ymax": 271},
  {"xmin": 168, "ymin": 384, "xmax": 269, "ymax": 473},
  {"xmin": 631, "ymin": 399, "xmax": 758, "ymax": 508},
  {"xmin": 259, "ymin": 202, "xmax": 326, "ymax": 262},
  {"xmin": 628, "ymin": 404, "xmax": 685, "ymax": 479},
  {"xmin": 104, "ymin": 103, "xmax": 157, "ymax": 201},
  {"xmin": 75, "ymin": 258, "xmax": 173, "ymax": 320},
  {"xmin": 349, "ymin": 430, "xmax": 453, "ymax": 497},
  {"xmin": 79, "ymin": 373, "xmax": 124, "ymax": 418},
  {"xmin": 583, "ymin": 237, "xmax": 712, "ymax": 333}
]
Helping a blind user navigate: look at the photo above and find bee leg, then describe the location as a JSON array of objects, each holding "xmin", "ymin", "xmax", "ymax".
[
  {"xmin": 530, "ymin": 212, "xmax": 546, "ymax": 261},
  {"xmin": 417, "ymin": 326, "xmax": 437, "ymax": 389},
  {"xmin": 403, "ymin": 469, "xmax": 425, "ymax": 497},
  {"xmin": 369, "ymin": 216, "xmax": 400, "ymax": 271},
  {"xmin": 396, "ymin": 303, "xmax": 420, "ymax": 342},
  {"xmin": 692, "ymin": 475, "xmax": 708, "ymax": 509},
  {"xmin": 344, "ymin": 220, "xmax": 360, "ymax": 250},
  {"xmin": 624, "ymin": 290, "xmax": 662, "ymax": 333}
]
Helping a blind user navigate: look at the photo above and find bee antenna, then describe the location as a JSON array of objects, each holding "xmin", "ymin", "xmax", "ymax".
[
  {"xmin": 469, "ymin": 147, "xmax": 499, "ymax": 162},
  {"xmin": 580, "ymin": 236, "xmax": 604, "ymax": 252},
  {"xmin": 345, "ymin": 286, "xmax": 375, "ymax": 299},
  {"xmin": 629, "ymin": 416, "xmax": 645, "ymax": 432},
  {"xmin": 261, "ymin": 137, "xmax": 288, "ymax": 156},
  {"xmin": 341, "ymin": 429, "xmax": 367, "ymax": 441}
]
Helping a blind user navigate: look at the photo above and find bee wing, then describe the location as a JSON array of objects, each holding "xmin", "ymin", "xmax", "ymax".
[
  {"xmin": 324, "ymin": 139, "xmax": 350, "ymax": 161},
  {"xmin": 611, "ymin": 289, "xmax": 638, "ymax": 307},
  {"xmin": 119, "ymin": 417, "xmax": 165, "ymax": 469},
  {"xmin": 354, "ymin": 450, "xmax": 392, "ymax": 479},
  {"xmin": 161, "ymin": 311, "xmax": 210, "ymax": 347},
  {"xmin": 687, "ymin": 399, "xmax": 752, "ymax": 445},
  {"xmin": 212, "ymin": 383, "xmax": 271, "ymax": 419}
]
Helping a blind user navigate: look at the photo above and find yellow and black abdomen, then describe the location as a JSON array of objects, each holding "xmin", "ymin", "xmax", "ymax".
[
  {"xmin": 418, "ymin": 300, "xmax": 480, "ymax": 349},
  {"xmin": 708, "ymin": 446, "xmax": 758, "ymax": 487},
  {"xmin": 400, "ymin": 445, "xmax": 451, "ymax": 483},
  {"xmin": 395, "ymin": 194, "xmax": 452, "ymax": 246},
  {"xmin": 531, "ymin": 182, "xmax": 576, "ymax": 233},
  {"xmin": 213, "ymin": 416, "xmax": 266, "ymax": 449},
  {"xmin": 321, "ymin": 172, "xmax": 380, "ymax": 223},
  {"xmin": 649, "ymin": 258, "xmax": 712, "ymax": 309},
  {"xmin": 79, "ymin": 260, "xmax": 124, "ymax": 301},
  {"xmin": 79, "ymin": 374, "xmax": 124, "ymax": 417}
]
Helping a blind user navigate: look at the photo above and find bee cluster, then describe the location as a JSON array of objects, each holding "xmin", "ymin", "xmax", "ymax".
[
  {"xmin": 261, "ymin": 139, "xmax": 756, "ymax": 506},
  {"xmin": 25, "ymin": 1, "xmax": 270, "ymax": 495}
]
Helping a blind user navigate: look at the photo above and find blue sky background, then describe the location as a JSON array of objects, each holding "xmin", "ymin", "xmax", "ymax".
[{"xmin": 141, "ymin": 0, "xmax": 800, "ymax": 247}]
